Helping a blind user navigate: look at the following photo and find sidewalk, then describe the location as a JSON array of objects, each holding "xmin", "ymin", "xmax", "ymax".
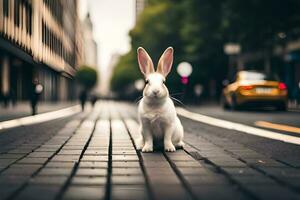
[
  {"xmin": 0, "ymin": 101, "xmax": 299, "ymax": 200},
  {"xmin": 0, "ymin": 101, "xmax": 78, "ymax": 122}
]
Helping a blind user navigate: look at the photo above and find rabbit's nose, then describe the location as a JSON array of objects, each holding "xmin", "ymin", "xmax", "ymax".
[{"xmin": 153, "ymin": 90, "xmax": 159, "ymax": 95}]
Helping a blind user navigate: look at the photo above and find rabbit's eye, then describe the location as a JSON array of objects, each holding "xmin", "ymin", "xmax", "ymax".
[
  {"xmin": 162, "ymin": 80, "xmax": 166, "ymax": 84},
  {"xmin": 145, "ymin": 80, "xmax": 149, "ymax": 84}
]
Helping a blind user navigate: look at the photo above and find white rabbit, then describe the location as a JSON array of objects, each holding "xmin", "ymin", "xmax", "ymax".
[{"xmin": 136, "ymin": 47, "xmax": 184, "ymax": 152}]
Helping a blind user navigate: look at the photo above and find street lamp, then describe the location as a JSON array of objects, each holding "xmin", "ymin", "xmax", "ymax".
[
  {"xmin": 177, "ymin": 62, "xmax": 193, "ymax": 84},
  {"xmin": 194, "ymin": 84, "xmax": 203, "ymax": 104},
  {"xmin": 224, "ymin": 43, "xmax": 241, "ymax": 55},
  {"xmin": 224, "ymin": 43, "xmax": 241, "ymax": 79},
  {"xmin": 194, "ymin": 84, "xmax": 203, "ymax": 97},
  {"xmin": 177, "ymin": 62, "xmax": 193, "ymax": 101}
]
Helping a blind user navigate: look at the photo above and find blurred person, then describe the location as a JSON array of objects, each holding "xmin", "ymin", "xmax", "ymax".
[
  {"xmin": 292, "ymin": 82, "xmax": 300, "ymax": 107},
  {"xmin": 10, "ymin": 89, "xmax": 17, "ymax": 106},
  {"xmin": 79, "ymin": 91, "xmax": 87, "ymax": 111},
  {"xmin": 30, "ymin": 79, "xmax": 43, "ymax": 115},
  {"xmin": 298, "ymin": 82, "xmax": 300, "ymax": 106},
  {"xmin": 90, "ymin": 94, "xmax": 98, "ymax": 107},
  {"xmin": 2, "ymin": 91, "xmax": 9, "ymax": 108},
  {"xmin": 194, "ymin": 84, "xmax": 203, "ymax": 105}
]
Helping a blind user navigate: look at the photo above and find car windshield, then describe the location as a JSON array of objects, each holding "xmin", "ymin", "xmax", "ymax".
[{"xmin": 240, "ymin": 71, "xmax": 278, "ymax": 81}]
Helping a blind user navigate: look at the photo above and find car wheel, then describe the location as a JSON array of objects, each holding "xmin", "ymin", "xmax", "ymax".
[
  {"xmin": 231, "ymin": 94, "xmax": 239, "ymax": 110},
  {"xmin": 221, "ymin": 95, "xmax": 230, "ymax": 110}
]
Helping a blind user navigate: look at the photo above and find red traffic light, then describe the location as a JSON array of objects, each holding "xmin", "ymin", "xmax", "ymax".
[{"xmin": 181, "ymin": 77, "xmax": 189, "ymax": 85}]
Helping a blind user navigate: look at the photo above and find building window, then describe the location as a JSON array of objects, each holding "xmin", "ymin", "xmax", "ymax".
[
  {"xmin": 42, "ymin": 21, "xmax": 45, "ymax": 44},
  {"xmin": 14, "ymin": 0, "xmax": 21, "ymax": 27},
  {"xmin": 42, "ymin": 20, "xmax": 66, "ymax": 60},
  {"xmin": 25, "ymin": 1, "xmax": 33, "ymax": 35},
  {"xmin": 43, "ymin": 0, "xmax": 63, "ymax": 27},
  {"xmin": 3, "ymin": 0, "xmax": 9, "ymax": 17}
]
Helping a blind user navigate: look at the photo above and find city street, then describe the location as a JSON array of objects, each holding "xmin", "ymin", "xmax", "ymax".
[
  {"xmin": 0, "ymin": 101, "xmax": 300, "ymax": 200},
  {"xmin": 1, "ymin": 0, "xmax": 300, "ymax": 200},
  {"xmin": 188, "ymin": 103, "xmax": 300, "ymax": 127},
  {"xmin": 188, "ymin": 104, "xmax": 300, "ymax": 136}
]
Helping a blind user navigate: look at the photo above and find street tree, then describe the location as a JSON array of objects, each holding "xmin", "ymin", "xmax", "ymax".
[
  {"xmin": 75, "ymin": 65, "xmax": 98, "ymax": 90},
  {"xmin": 111, "ymin": 0, "xmax": 300, "ymax": 99}
]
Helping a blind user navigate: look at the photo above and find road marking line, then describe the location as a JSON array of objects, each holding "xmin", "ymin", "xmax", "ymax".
[
  {"xmin": 176, "ymin": 107, "xmax": 300, "ymax": 145},
  {"xmin": 255, "ymin": 121, "xmax": 300, "ymax": 134},
  {"xmin": 0, "ymin": 105, "xmax": 81, "ymax": 131}
]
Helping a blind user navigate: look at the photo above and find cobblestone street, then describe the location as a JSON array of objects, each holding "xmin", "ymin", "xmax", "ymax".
[{"xmin": 0, "ymin": 101, "xmax": 299, "ymax": 200}]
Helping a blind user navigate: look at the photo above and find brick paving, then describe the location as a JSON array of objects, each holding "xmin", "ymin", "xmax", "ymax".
[{"xmin": 0, "ymin": 101, "xmax": 299, "ymax": 200}]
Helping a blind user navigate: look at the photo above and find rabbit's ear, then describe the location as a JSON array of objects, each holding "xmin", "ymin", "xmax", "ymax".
[
  {"xmin": 137, "ymin": 47, "xmax": 154, "ymax": 76},
  {"xmin": 157, "ymin": 47, "xmax": 173, "ymax": 77}
]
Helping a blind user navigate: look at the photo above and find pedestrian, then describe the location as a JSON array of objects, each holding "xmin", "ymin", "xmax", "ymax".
[
  {"xmin": 10, "ymin": 89, "xmax": 16, "ymax": 106},
  {"xmin": 79, "ymin": 90, "xmax": 87, "ymax": 111},
  {"xmin": 2, "ymin": 91, "xmax": 9, "ymax": 108},
  {"xmin": 30, "ymin": 79, "xmax": 43, "ymax": 115},
  {"xmin": 90, "ymin": 94, "xmax": 97, "ymax": 107}
]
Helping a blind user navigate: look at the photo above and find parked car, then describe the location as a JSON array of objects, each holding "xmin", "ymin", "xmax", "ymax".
[{"xmin": 222, "ymin": 71, "xmax": 288, "ymax": 110}]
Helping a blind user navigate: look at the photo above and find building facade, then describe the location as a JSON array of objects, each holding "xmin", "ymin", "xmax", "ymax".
[
  {"xmin": 0, "ymin": 0, "xmax": 82, "ymax": 103},
  {"xmin": 81, "ymin": 13, "xmax": 98, "ymax": 69}
]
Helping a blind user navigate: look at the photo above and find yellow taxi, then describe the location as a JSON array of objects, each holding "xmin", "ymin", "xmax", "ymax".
[{"xmin": 222, "ymin": 71, "xmax": 288, "ymax": 110}]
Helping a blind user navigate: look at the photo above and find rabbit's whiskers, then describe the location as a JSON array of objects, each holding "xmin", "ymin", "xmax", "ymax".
[
  {"xmin": 134, "ymin": 96, "xmax": 143, "ymax": 105},
  {"xmin": 169, "ymin": 92, "xmax": 184, "ymax": 96},
  {"xmin": 169, "ymin": 96, "xmax": 186, "ymax": 107}
]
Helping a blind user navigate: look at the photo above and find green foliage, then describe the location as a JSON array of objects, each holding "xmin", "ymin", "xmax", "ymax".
[
  {"xmin": 111, "ymin": 0, "xmax": 184, "ymax": 94},
  {"xmin": 221, "ymin": 0, "xmax": 300, "ymax": 51},
  {"xmin": 111, "ymin": 51, "xmax": 140, "ymax": 93},
  {"xmin": 75, "ymin": 66, "xmax": 98, "ymax": 90},
  {"xmin": 111, "ymin": 0, "xmax": 300, "ymax": 98},
  {"xmin": 179, "ymin": 0, "xmax": 227, "ymax": 96}
]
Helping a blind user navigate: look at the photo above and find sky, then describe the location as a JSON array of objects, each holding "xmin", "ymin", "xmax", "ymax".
[{"xmin": 79, "ymin": 0, "xmax": 135, "ymax": 71}]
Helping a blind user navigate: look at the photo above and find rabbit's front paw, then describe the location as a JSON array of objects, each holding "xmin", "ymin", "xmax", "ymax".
[
  {"xmin": 175, "ymin": 141, "xmax": 185, "ymax": 149},
  {"xmin": 135, "ymin": 138, "xmax": 144, "ymax": 150},
  {"xmin": 136, "ymin": 143, "xmax": 143, "ymax": 150},
  {"xmin": 165, "ymin": 142, "xmax": 176, "ymax": 152},
  {"xmin": 142, "ymin": 144, "xmax": 153, "ymax": 152}
]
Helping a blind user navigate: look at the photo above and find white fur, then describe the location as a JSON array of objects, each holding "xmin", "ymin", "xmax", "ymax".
[{"xmin": 136, "ymin": 47, "xmax": 184, "ymax": 152}]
